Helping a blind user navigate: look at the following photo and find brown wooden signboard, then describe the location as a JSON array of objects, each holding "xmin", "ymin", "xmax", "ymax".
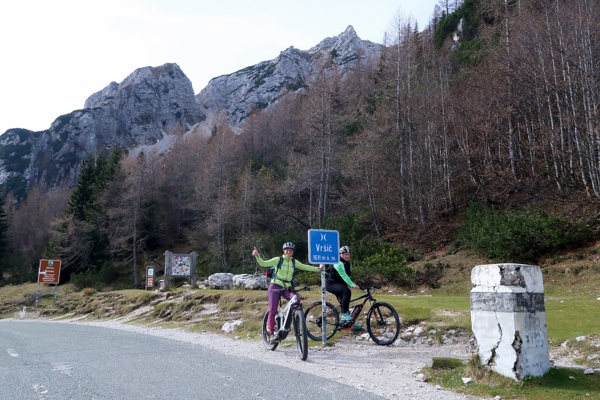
[{"xmin": 38, "ymin": 259, "xmax": 61, "ymax": 284}]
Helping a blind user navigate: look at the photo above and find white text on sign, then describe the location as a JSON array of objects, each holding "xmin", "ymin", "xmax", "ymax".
[
  {"xmin": 312, "ymin": 243, "xmax": 336, "ymax": 262},
  {"xmin": 314, "ymin": 243, "xmax": 333, "ymax": 253}
]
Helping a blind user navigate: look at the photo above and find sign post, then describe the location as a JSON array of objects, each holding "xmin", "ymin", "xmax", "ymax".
[
  {"xmin": 145, "ymin": 266, "xmax": 155, "ymax": 290},
  {"xmin": 164, "ymin": 251, "xmax": 198, "ymax": 290},
  {"xmin": 36, "ymin": 259, "xmax": 62, "ymax": 311},
  {"xmin": 308, "ymin": 229, "xmax": 340, "ymax": 344}
]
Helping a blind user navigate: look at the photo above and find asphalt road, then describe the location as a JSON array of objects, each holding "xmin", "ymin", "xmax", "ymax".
[{"xmin": 0, "ymin": 320, "xmax": 386, "ymax": 400}]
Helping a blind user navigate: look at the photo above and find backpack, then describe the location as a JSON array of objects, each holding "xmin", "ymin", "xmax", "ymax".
[
  {"xmin": 266, "ymin": 257, "xmax": 298, "ymax": 286},
  {"xmin": 326, "ymin": 264, "xmax": 338, "ymax": 284}
]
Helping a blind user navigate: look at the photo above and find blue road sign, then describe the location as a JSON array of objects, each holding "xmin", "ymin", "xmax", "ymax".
[{"xmin": 308, "ymin": 229, "xmax": 340, "ymax": 264}]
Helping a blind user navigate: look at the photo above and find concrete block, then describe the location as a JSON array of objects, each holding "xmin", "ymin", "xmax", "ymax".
[{"xmin": 471, "ymin": 263, "xmax": 550, "ymax": 380}]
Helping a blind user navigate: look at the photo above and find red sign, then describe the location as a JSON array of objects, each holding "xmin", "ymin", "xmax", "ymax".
[{"xmin": 38, "ymin": 259, "xmax": 62, "ymax": 284}]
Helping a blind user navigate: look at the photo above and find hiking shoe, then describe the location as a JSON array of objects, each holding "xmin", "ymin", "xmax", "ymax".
[
  {"xmin": 351, "ymin": 323, "xmax": 362, "ymax": 331},
  {"xmin": 269, "ymin": 332, "xmax": 280, "ymax": 343},
  {"xmin": 341, "ymin": 312, "xmax": 353, "ymax": 321}
]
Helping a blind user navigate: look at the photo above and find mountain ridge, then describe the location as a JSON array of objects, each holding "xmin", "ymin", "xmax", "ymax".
[{"xmin": 0, "ymin": 25, "xmax": 378, "ymax": 200}]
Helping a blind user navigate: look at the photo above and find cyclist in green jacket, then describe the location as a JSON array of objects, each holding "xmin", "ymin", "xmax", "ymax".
[
  {"xmin": 326, "ymin": 245, "xmax": 361, "ymax": 329},
  {"xmin": 253, "ymin": 242, "xmax": 321, "ymax": 339}
]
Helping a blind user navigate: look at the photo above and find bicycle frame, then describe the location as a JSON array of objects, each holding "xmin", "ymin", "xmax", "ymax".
[
  {"xmin": 271, "ymin": 286, "xmax": 310, "ymax": 340},
  {"xmin": 263, "ymin": 286, "xmax": 311, "ymax": 360},
  {"xmin": 305, "ymin": 285, "xmax": 401, "ymax": 345},
  {"xmin": 275, "ymin": 292, "xmax": 301, "ymax": 339},
  {"xmin": 338, "ymin": 288, "xmax": 376, "ymax": 329}
]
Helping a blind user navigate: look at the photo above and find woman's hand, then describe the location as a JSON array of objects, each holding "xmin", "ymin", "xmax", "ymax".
[
  {"xmin": 319, "ymin": 264, "xmax": 325, "ymax": 271},
  {"xmin": 252, "ymin": 247, "xmax": 259, "ymax": 257}
]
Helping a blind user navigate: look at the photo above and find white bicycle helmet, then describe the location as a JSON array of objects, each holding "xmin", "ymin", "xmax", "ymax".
[
  {"xmin": 339, "ymin": 245, "xmax": 350, "ymax": 254},
  {"xmin": 282, "ymin": 242, "xmax": 295, "ymax": 250}
]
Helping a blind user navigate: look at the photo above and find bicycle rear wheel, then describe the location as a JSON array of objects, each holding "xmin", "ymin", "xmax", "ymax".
[
  {"xmin": 293, "ymin": 308, "xmax": 308, "ymax": 361},
  {"xmin": 261, "ymin": 310, "xmax": 279, "ymax": 350},
  {"xmin": 304, "ymin": 301, "xmax": 339, "ymax": 341},
  {"xmin": 366, "ymin": 302, "xmax": 401, "ymax": 345}
]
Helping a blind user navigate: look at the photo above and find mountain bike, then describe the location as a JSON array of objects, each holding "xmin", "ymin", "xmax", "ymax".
[
  {"xmin": 261, "ymin": 286, "xmax": 310, "ymax": 361},
  {"xmin": 304, "ymin": 285, "xmax": 401, "ymax": 345}
]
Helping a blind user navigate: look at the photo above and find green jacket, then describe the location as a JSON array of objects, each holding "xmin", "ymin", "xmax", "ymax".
[
  {"xmin": 255, "ymin": 254, "xmax": 319, "ymax": 287},
  {"xmin": 331, "ymin": 260, "xmax": 356, "ymax": 287}
]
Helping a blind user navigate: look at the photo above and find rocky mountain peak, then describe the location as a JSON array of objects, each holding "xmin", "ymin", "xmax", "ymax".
[
  {"xmin": 195, "ymin": 26, "xmax": 382, "ymax": 131},
  {"xmin": 0, "ymin": 63, "xmax": 205, "ymax": 198},
  {"xmin": 309, "ymin": 25, "xmax": 362, "ymax": 52}
]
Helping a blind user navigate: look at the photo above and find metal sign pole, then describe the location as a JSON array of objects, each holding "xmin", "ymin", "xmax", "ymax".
[
  {"xmin": 35, "ymin": 283, "xmax": 40, "ymax": 311},
  {"xmin": 321, "ymin": 268, "xmax": 327, "ymax": 344}
]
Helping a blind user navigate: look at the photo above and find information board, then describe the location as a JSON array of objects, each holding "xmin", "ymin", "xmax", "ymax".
[
  {"xmin": 146, "ymin": 266, "xmax": 155, "ymax": 289},
  {"xmin": 38, "ymin": 259, "xmax": 62, "ymax": 284}
]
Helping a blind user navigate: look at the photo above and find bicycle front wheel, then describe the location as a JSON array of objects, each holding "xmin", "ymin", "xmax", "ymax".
[
  {"xmin": 366, "ymin": 302, "xmax": 401, "ymax": 345},
  {"xmin": 261, "ymin": 310, "xmax": 278, "ymax": 351},
  {"xmin": 304, "ymin": 301, "xmax": 339, "ymax": 341},
  {"xmin": 293, "ymin": 308, "xmax": 308, "ymax": 361}
]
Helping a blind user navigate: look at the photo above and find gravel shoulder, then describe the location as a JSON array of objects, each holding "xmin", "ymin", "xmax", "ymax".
[{"xmin": 37, "ymin": 315, "xmax": 480, "ymax": 400}]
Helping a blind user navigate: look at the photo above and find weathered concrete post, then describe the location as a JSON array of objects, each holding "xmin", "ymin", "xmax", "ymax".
[{"xmin": 470, "ymin": 263, "xmax": 550, "ymax": 381}]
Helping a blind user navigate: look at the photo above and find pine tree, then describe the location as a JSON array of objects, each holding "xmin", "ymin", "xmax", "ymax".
[
  {"xmin": 67, "ymin": 155, "xmax": 97, "ymax": 221},
  {"xmin": 48, "ymin": 148, "xmax": 124, "ymax": 277}
]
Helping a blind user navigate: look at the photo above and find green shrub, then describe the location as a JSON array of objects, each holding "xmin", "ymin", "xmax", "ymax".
[
  {"xmin": 70, "ymin": 271, "xmax": 103, "ymax": 291},
  {"xmin": 417, "ymin": 262, "xmax": 447, "ymax": 288},
  {"xmin": 295, "ymin": 270, "xmax": 321, "ymax": 286},
  {"xmin": 354, "ymin": 243, "xmax": 416, "ymax": 287},
  {"xmin": 458, "ymin": 202, "xmax": 592, "ymax": 263}
]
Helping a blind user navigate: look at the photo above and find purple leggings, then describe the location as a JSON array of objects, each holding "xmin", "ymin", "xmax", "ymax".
[{"xmin": 267, "ymin": 283, "xmax": 294, "ymax": 334}]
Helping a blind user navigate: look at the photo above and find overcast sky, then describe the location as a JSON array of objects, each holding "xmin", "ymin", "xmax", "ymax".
[{"xmin": 0, "ymin": 0, "xmax": 440, "ymax": 134}]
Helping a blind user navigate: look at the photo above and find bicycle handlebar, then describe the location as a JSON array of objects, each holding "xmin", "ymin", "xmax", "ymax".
[
  {"xmin": 269, "ymin": 286, "xmax": 311, "ymax": 293},
  {"xmin": 358, "ymin": 285, "xmax": 381, "ymax": 291}
]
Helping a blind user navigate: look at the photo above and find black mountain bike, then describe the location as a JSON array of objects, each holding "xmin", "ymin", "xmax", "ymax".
[
  {"xmin": 261, "ymin": 286, "xmax": 310, "ymax": 361},
  {"xmin": 304, "ymin": 285, "xmax": 401, "ymax": 345}
]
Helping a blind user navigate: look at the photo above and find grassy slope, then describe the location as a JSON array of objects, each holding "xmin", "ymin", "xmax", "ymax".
[{"xmin": 1, "ymin": 247, "xmax": 598, "ymax": 354}]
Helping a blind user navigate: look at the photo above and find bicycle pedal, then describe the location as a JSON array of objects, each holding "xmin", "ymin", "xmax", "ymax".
[
  {"xmin": 270, "ymin": 334, "xmax": 280, "ymax": 343},
  {"xmin": 340, "ymin": 321, "xmax": 354, "ymax": 329}
]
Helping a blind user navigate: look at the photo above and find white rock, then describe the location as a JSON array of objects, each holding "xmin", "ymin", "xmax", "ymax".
[
  {"xmin": 415, "ymin": 373, "xmax": 427, "ymax": 382},
  {"xmin": 208, "ymin": 273, "xmax": 235, "ymax": 289},
  {"xmin": 221, "ymin": 320, "xmax": 243, "ymax": 333},
  {"xmin": 393, "ymin": 339, "xmax": 410, "ymax": 347},
  {"xmin": 461, "ymin": 377, "xmax": 473, "ymax": 384},
  {"xmin": 583, "ymin": 369, "xmax": 595, "ymax": 375}
]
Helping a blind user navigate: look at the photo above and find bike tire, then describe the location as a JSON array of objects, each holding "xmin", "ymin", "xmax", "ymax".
[
  {"xmin": 293, "ymin": 308, "xmax": 308, "ymax": 361},
  {"xmin": 304, "ymin": 301, "xmax": 339, "ymax": 341},
  {"xmin": 366, "ymin": 302, "xmax": 401, "ymax": 345},
  {"xmin": 261, "ymin": 310, "xmax": 279, "ymax": 351}
]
